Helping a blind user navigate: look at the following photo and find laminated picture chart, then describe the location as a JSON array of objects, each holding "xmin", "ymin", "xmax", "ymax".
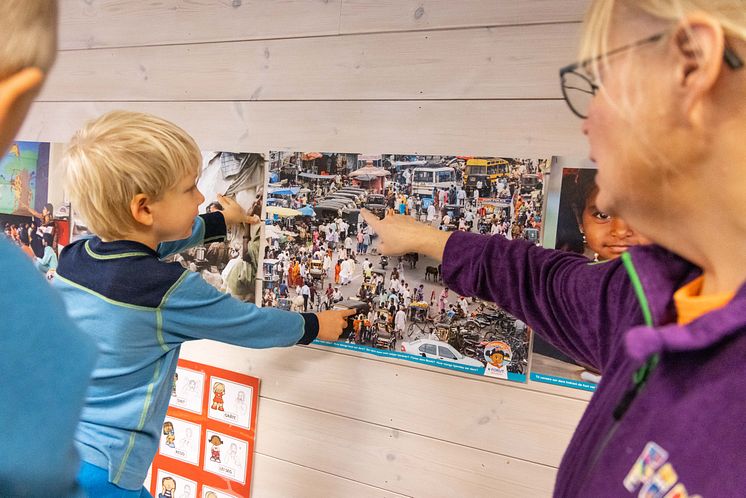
[
  {"xmin": 259, "ymin": 152, "xmax": 549, "ymax": 383},
  {"xmin": 531, "ymin": 157, "xmax": 650, "ymax": 391},
  {"xmin": 149, "ymin": 359, "xmax": 259, "ymax": 498}
]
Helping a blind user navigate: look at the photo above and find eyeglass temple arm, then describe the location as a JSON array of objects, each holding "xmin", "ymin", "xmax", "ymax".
[{"xmin": 561, "ymin": 34, "xmax": 743, "ymax": 74}]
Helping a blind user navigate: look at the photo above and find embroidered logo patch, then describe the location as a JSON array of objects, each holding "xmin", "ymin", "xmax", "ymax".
[
  {"xmin": 624, "ymin": 442, "xmax": 669, "ymax": 492},
  {"xmin": 623, "ymin": 442, "xmax": 701, "ymax": 498}
]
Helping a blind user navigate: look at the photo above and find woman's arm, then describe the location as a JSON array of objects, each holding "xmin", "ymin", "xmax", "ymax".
[
  {"xmin": 362, "ymin": 210, "xmax": 641, "ymax": 371},
  {"xmin": 441, "ymin": 231, "xmax": 640, "ymax": 371},
  {"xmin": 361, "ymin": 210, "xmax": 451, "ymax": 260}
]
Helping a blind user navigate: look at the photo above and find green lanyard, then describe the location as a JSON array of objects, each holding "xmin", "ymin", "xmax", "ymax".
[{"xmin": 614, "ymin": 252, "xmax": 660, "ymax": 420}]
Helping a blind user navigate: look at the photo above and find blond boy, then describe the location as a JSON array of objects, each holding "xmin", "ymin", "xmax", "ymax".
[
  {"xmin": 0, "ymin": 2, "xmax": 98, "ymax": 497},
  {"xmin": 55, "ymin": 110, "xmax": 353, "ymax": 496}
]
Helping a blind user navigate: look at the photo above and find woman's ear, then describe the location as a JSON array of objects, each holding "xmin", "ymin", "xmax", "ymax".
[{"xmin": 670, "ymin": 14, "xmax": 725, "ymax": 120}]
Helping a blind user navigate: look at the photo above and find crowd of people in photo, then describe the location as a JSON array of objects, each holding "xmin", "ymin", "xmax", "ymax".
[
  {"xmin": 261, "ymin": 156, "xmax": 543, "ymax": 361},
  {"xmin": 2, "ymin": 202, "xmax": 59, "ymax": 276}
]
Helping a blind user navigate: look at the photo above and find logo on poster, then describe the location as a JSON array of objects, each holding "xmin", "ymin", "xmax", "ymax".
[{"xmin": 483, "ymin": 341, "xmax": 512, "ymax": 379}]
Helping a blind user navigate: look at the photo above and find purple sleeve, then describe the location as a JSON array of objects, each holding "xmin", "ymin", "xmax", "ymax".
[{"xmin": 441, "ymin": 231, "xmax": 642, "ymax": 371}]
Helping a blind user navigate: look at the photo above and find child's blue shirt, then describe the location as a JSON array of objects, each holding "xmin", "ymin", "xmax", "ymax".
[
  {"xmin": 53, "ymin": 213, "xmax": 318, "ymax": 491},
  {"xmin": 0, "ymin": 238, "xmax": 97, "ymax": 497}
]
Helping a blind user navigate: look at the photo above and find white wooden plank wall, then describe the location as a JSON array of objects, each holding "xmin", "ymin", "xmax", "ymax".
[{"xmin": 22, "ymin": 1, "xmax": 595, "ymax": 496}]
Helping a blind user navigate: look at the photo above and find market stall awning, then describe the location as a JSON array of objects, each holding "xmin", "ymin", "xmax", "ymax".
[
  {"xmin": 268, "ymin": 186, "xmax": 300, "ymax": 196},
  {"xmin": 350, "ymin": 166, "xmax": 389, "ymax": 178},
  {"xmin": 391, "ymin": 160, "xmax": 427, "ymax": 168},
  {"xmin": 351, "ymin": 174, "xmax": 377, "ymax": 181},
  {"xmin": 299, "ymin": 205, "xmax": 316, "ymax": 217},
  {"xmin": 266, "ymin": 206, "xmax": 301, "ymax": 218},
  {"xmin": 298, "ymin": 172, "xmax": 336, "ymax": 181}
]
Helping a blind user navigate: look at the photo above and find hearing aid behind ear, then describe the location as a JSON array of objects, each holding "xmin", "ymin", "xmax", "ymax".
[{"xmin": 724, "ymin": 44, "xmax": 744, "ymax": 70}]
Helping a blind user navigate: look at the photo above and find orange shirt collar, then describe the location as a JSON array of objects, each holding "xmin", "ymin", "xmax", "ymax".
[{"xmin": 673, "ymin": 276, "xmax": 735, "ymax": 326}]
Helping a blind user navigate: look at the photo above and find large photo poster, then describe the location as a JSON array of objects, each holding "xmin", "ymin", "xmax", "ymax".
[
  {"xmin": 163, "ymin": 152, "xmax": 266, "ymax": 304},
  {"xmin": 531, "ymin": 157, "xmax": 649, "ymax": 391},
  {"xmin": 0, "ymin": 141, "xmax": 49, "ymax": 216},
  {"xmin": 1, "ymin": 141, "xmax": 71, "ymax": 280},
  {"xmin": 259, "ymin": 151, "xmax": 548, "ymax": 383}
]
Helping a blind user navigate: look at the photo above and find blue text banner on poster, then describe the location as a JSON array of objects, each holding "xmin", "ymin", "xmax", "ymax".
[
  {"xmin": 315, "ymin": 339, "xmax": 527, "ymax": 383},
  {"xmin": 530, "ymin": 373, "xmax": 597, "ymax": 392}
]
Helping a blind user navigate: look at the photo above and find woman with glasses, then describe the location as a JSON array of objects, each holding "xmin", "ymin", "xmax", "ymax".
[{"xmin": 363, "ymin": 1, "xmax": 746, "ymax": 495}]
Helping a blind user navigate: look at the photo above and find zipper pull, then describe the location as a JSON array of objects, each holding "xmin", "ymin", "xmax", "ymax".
[
  {"xmin": 613, "ymin": 354, "xmax": 660, "ymax": 421},
  {"xmin": 613, "ymin": 386, "xmax": 639, "ymax": 420}
]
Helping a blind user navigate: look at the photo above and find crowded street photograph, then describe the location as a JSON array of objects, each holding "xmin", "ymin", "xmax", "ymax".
[{"xmin": 259, "ymin": 151, "xmax": 548, "ymax": 382}]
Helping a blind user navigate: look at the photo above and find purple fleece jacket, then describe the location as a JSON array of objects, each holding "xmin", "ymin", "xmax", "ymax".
[{"xmin": 443, "ymin": 231, "xmax": 746, "ymax": 497}]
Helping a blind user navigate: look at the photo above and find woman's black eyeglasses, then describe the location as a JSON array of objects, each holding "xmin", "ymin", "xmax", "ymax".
[{"xmin": 559, "ymin": 32, "xmax": 744, "ymax": 119}]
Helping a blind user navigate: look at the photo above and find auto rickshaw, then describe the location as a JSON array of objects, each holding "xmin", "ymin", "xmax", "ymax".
[
  {"xmin": 372, "ymin": 309, "xmax": 396, "ymax": 350},
  {"xmin": 373, "ymin": 309, "xmax": 393, "ymax": 334},
  {"xmin": 308, "ymin": 259, "xmax": 325, "ymax": 283}
]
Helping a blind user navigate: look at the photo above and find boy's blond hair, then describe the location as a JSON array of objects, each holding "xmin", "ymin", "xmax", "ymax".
[
  {"xmin": 0, "ymin": 0, "xmax": 58, "ymax": 80},
  {"xmin": 62, "ymin": 111, "xmax": 201, "ymax": 241}
]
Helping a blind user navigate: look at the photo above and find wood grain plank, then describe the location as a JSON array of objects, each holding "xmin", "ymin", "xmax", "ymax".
[
  {"xmin": 42, "ymin": 24, "xmax": 579, "ymax": 102},
  {"xmin": 58, "ymin": 0, "xmax": 588, "ymax": 50},
  {"xmin": 19, "ymin": 100, "xmax": 588, "ymax": 157},
  {"xmin": 178, "ymin": 341, "xmax": 586, "ymax": 468},
  {"xmin": 58, "ymin": 0, "xmax": 343, "ymax": 50},
  {"xmin": 256, "ymin": 397, "xmax": 557, "ymax": 498},
  {"xmin": 340, "ymin": 0, "xmax": 588, "ymax": 34},
  {"xmin": 253, "ymin": 454, "xmax": 411, "ymax": 498}
]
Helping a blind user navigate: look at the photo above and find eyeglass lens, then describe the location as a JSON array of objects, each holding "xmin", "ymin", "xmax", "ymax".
[{"xmin": 561, "ymin": 71, "xmax": 596, "ymax": 119}]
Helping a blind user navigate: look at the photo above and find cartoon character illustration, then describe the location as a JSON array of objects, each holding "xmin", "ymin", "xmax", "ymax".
[
  {"xmin": 209, "ymin": 434, "xmax": 224, "ymax": 463},
  {"xmin": 178, "ymin": 483, "xmax": 192, "ymax": 498},
  {"xmin": 179, "ymin": 427, "xmax": 194, "ymax": 452},
  {"xmin": 162, "ymin": 421, "xmax": 175, "ymax": 448},
  {"xmin": 211, "ymin": 382, "xmax": 225, "ymax": 411},
  {"xmin": 158, "ymin": 476, "xmax": 176, "ymax": 498},
  {"xmin": 235, "ymin": 390, "xmax": 248, "ymax": 416},
  {"xmin": 204, "ymin": 492, "xmax": 218, "ymax": 498},
  {"xmin": 228, "ymin": 442, "xmax": 242, "ymax": 469},
  {"xmin": 171, "ymin": 372, "xmax": 178, "ymax": 397},
  {"xmin": 483, "ymin": 341, "xmax": 512, "ymax": 379},
  {"xmin": 176, "ymin": 377, "xmax": 200, "ymax": 406}
]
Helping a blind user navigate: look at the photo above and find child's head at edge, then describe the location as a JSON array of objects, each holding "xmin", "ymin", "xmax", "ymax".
[
  {"xmin": 62, "ymin": 110, "xmax": 204, "ymax": 244},
  {"xmin": 0, "ymin": 1, "xmax": 57, "ymax": 154}
]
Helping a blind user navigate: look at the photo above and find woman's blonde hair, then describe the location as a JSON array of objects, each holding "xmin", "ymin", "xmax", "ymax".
[
  {"xmin": 577, "ymin": 0, "xmax": 746, "ymax": 174},
  {"xmin": 62, "ymin": 111, "xmax": 201, "ymax": 241},
  {"xmin": 580, "ymin": 0, "xmax": 746, "ymax": 69}
]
